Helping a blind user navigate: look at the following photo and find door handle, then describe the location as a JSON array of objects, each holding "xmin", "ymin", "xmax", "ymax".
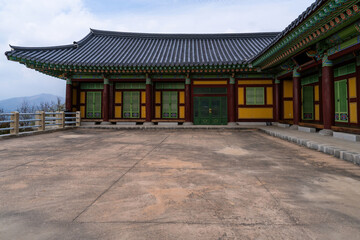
[{"xmin": 209, "ymin": 108, "xmax": 212, "ymax": 114}]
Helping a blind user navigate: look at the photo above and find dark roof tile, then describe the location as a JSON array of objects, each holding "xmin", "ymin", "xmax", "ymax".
[{"xmin": 5, "ymin": 29, "xmax": 279, "ymax": 67}]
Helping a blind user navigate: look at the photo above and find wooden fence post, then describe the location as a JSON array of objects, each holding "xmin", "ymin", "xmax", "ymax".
[
  {"xmin": 59, "ymin": 111, "xmax": 65, "ymax": 128},
  {"xmin": 10, "ymin": 111, "xmax": 19, "ymax": 135},
  {"xmin": 76, "ymin": 111, "xmax": 81, "ymax": 127},
  {"xmin": 36, "ymin": 111, "xmax": 45, "ymax": 131}
]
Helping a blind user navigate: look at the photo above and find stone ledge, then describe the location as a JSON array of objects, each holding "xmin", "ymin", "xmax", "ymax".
[
  {"xmin": 259, "ymin": 128, "xmax": 360, "ymax": 166},
  {"xmin": 333, "ymin": 132, "xmax": 360, "ymax": 142},
  {"xmin": 0, "ymin": 127, "xmax": 76, "ymax": 140},
  {"xmin": 277, "ymin": 123, "xmax": 290, "ymax": 128},
  {"xmin": 298, "ymin": 126, "xmax": 316, "ymax": 133}
]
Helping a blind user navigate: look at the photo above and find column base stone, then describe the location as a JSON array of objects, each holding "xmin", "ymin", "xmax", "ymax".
[
  {"xmin": 183, "ymin": 122, "xmax": 194, "ymax": 126},
  {"xmin": 143, "ymin": 122, "xmax": 154, "ymax": 126},
  {"xmin": 289, "ymin": 125, "xmax": 299, "ymax": 130},
  {"xmin": 319, "ymin": 129, "xmax": 333, "ymax": 136},
  {"xmin": 227, "ymin": 122, "xmax": 237, "ymax": 126}
]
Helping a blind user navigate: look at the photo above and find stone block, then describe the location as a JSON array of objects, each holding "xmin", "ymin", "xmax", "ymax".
[
  {"xmin": 319, "ymin": 129, "xmax": 333, "ymax": 136},
  {"xmin": 342, "ymin": 152, "xmax": 357, "ymax": 163},
  {"xmin": 289, "ymin": 125, "xmax": 299, "ymax": 130},
  {"xmin": 298, "ymin": 126, "xmax": 316, "ymax": 133},
  {"xmin": 116, "ymin": 122, "xmax": 137, "ymax": 125},
  {"xmin": 277, "ymin": 123, "xmax": 290, "ymax": 128},
  {"xmin": 333, "ymin": 132, "xmax": 360, "ymax": 142},
  {"xmin": 354, "ymin": 155, "xmax": 360, "ymax": 165},
  {"xmin": 158, "ymin": 122, "xmax": 178, "ymax": 126},
  {"xmin": 237, "ymin": 122, "xmax": 267, "ymax": 126}
]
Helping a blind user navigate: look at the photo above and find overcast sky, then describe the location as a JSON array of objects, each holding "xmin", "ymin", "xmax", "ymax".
[{"xmin": 0, "ymin": 0, "xmax": 315, "ymax": 100}]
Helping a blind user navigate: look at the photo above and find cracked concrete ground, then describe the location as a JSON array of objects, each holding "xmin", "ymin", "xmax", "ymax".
[{"xmin": 0, "ymin": 129, "xmax": 360, "ymax": 240}]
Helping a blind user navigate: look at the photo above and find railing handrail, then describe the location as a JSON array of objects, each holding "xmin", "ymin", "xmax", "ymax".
[{"xmin": 0, "ymin": 111, "xmax": 81, "ymax": 137}]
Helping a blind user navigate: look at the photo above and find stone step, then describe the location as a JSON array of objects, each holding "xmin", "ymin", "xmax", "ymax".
[
  {"xmin": 333, "ymin": 132, "xmax": 360, "ymax": 142},
  {"xmin": 298, "ymin": 126, "xmax": 316, "ymax": 133},
  {"xmin": 277, "ymin": 123, "xmax": 290, "ymax": 128}
]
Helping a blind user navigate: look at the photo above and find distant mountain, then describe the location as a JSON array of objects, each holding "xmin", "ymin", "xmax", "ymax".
[{"xmin": 0, "ymin": 94, "xmax": 64, "ymax": 112}]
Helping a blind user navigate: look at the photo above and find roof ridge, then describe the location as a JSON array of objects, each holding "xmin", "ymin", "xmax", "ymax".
[
  {"xmin": 7, "ymin": 32, "xmax": 94, "ymax": 52},
  {"xmin": 90, "ymin": 28, "xmax": 280, "ymax": 39}
]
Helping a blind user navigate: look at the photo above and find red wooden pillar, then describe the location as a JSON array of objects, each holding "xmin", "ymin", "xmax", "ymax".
[
  {"xmin": 185, "ymin": 77, "xmax": 192, "ymax": 124},
  {"xmin": 109, "ymin": 83, "xmax": 114, "ymax": 120},
  {"xmin": 65, "ymin": 78, "xmax": 73, "ymax": 112},
  {"xmin": 145, "ymin": 76, "xmax": 153, "ymax": 124},
  {"xmin": 228, "ymin": 77, "xmax": 236, "ymax": 125},
  {"xmin": 274, "ymin": 78, "xmax": 280, "ymax": 122},
  {"xmin": 103, "ymin": 78, "xmax": 110, "ymax": 122},
  {"xmin": 322, "ymin": 55, "xmax": 334, "ymax": 130},
  {"xmin": 293, "ymin": 69, "xmax": 301, "ymax": 125}
]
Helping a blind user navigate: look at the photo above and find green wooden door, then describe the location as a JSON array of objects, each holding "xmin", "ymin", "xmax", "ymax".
[
  {"xmin": 123, "ymin": 91, "xmax": 140, "ymax": 118},
  {"xmin": 194, "ymin": 97, "xmax": 227, "ymax": 125},
  {"xmin": 302, "ymin": 86, "xmax": 314, "ymax": 120},
  {"xmin": 334, "ymin": 80, "xmax": 348, "ymax": 122},
  {"xmin": 162, "ymin": 91, "xmax": 178, "ymax": 118},
  {"xmin": 86, "ymin": 92, "xmax": 102, "ymax": 119}
]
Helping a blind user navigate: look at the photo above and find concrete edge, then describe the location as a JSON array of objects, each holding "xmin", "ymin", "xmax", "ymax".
[
  {"xmin": 80, "ymin": 126, "xmax": 257, "ymax": 130},
  {"xmin": 0, "ymin": 127, "xmax": 77, "ymax": 141},
  {"xmin": 258, "ymin": 128, "xmax": 360, "ymax": 166}
]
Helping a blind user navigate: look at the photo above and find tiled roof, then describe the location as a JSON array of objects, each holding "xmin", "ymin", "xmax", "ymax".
[
  {"xmin": 5, "ymin": 29, "xmax": 279, "ymax": 68},
  {"xmin": 251, "ymin": 0, "xmax": 326, "ymax": 62}
]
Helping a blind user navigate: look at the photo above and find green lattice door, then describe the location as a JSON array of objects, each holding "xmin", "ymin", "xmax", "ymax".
[
  {"xmin": 86, "ymin": 92, "xmax": 102, "ymax": 119},
  {"xmin": 194, "ymin": 97, "xmax": 227, "ymax": 125},
  {"xmin": 334, "ymin": 80, "xmax": 348, "ymax": 122},
  {"xmin": 123, "ymin": 91, "xmax": 140, "ymax": 118},
  {"xmin": 162, "ymin": 91, "xmax": 178, "ymax": 118},
  {"xmin": 302, "ymin": 86, "xmax": 314, "ymax": 120}
]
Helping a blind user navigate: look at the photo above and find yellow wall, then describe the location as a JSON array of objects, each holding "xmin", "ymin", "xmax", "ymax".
[
  {"xmin": 283, "ymin": 100, "xmax": 293, "ymax": 119},
  {"xmin": 115, "ymin": 106, "xmax": 122, "ymax": 118},
  {"xmin": 314, "ymin": 85, "xmax": 319, "ymax": 101},
  {"xmin": 315, "ymin": 104, "xmax": 320, "ymax": 121},
  {"xmin": 350, "ymin": 102, "xmax": 358, "ymax": 123},
  {"xmin": 115, "ymin": 92, "xmax": 122, "ymax": 104},
  {"xmin": 349, "ymin": 77, "xmax": 357, "ymax": 98},
  {"xmin": 155, "ymin": 91, "xmax": 161, "ymax": 104},
  {"xmin": 155, "ymin": 106, "xmax": 161, "ymax": 118},
  {"xmin": 283, "ymin": 80, "xmax": 293, "ymax": 98},
  {"xmin": 80, "ymin": 106, "xmax": 85, "ymax": 118},
  {"xmin": 238, "ymin": 108, "xmax": 273, "ymax": 119},
  {"xmin": 179, "ymin": 91, "xmax": 185, "ymax": 104},
  {"xmin": 179, "ymin": 106, "xmax": 185, "ymax": 119},
  {"xmin": 141, "ymin": 106, "xmax": 146, "ymax": 118},
  {"xmin": 80, "ymin": 92, "xmax": 86, "ymax": 104},
  {"xmin": 141, "ymin": 92, "xmax": 146, "ymax": 104},
  {"xmin": 238, "ymin": 87, "xmax": 244, "ymax": 105}
]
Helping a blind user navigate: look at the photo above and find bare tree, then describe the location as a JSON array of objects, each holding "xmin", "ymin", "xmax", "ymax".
[
  {"xmin": 37, "ymin": 97, "xmax": 65, "ymax": 112},
  {"xmin": 0, "ymin": 107, "xmax": 4, "ymax": 121},
  {"xmin": 16, "ymin": 100, "xmax": 37, "ymax": 130}
]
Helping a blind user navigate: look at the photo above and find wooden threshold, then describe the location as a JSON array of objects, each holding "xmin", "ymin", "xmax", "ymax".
[
  {"xmin": 331, "ymin": 125, "xmax": 360, "ymax": 134},
  {"xmin": 109, "ymin": 119, "xmax": 145, "ymax": 122},
  {"xmin": 279, "ymin": 120, "xmax": 294, "ymax": 124},
  {"xmin": 299, "ymin": 122, "xmax": 324, "ymax": 129},
  {"xmin": 82, "ymin": 119, "xmax": 102, "ymax": 122},
  {"xmin": 152, "ymin": 119, "xmax": 185, "ymax": 122}
]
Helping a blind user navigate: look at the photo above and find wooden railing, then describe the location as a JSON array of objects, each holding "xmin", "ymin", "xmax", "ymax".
[{"xmin": 0, "ymin": 111, "xmax": 81, "ymax": 137}]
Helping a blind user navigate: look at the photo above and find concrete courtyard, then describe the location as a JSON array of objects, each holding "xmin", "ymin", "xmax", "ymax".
[{"xmin": 0, "ymin": 129, "xmax": 360, "ymax": 240}]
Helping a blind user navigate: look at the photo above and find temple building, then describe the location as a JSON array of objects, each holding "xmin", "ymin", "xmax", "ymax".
[{"xmin": 5, "ymin": 0, "xmax": 360, "ymax": 133}]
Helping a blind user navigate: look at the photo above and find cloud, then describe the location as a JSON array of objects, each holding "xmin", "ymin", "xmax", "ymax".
[{"xmin": 0, "ymin": 0, "xmax": 314, "ymax": 100}]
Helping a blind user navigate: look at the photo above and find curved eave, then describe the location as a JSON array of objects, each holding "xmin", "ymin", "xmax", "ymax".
[{"xmin": 252, "ymin": 0, "xmax": 356, "ymax": 68}]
